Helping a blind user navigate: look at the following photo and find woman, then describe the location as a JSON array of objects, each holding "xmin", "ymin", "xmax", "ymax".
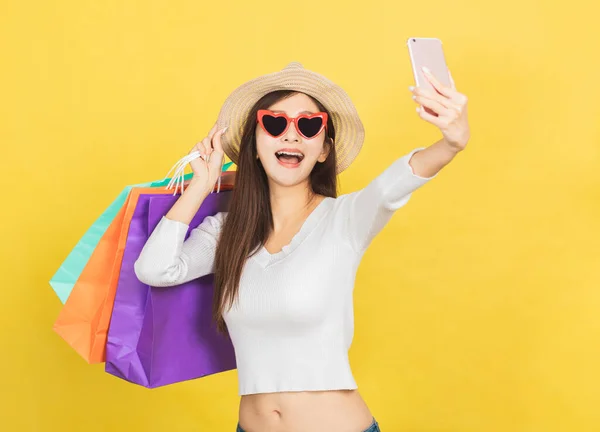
[{"xmin": 134, "ymin": 62, "xmax": 470, "ymax": 432}]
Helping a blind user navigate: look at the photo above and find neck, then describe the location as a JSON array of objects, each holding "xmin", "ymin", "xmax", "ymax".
[{"xmin": 269, "ymin": 180, "xmax": 317, "ymax": 231}]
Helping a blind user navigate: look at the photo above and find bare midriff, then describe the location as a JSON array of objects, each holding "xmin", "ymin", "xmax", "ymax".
[{"xmin": 238, "ymin": 389, "xmax": 374, "ymax": 432}]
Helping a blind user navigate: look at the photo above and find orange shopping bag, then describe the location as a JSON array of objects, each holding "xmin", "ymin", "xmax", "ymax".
[{"xmin": 53, "ymin": 187, "xmax": 173, "ymax": 363}]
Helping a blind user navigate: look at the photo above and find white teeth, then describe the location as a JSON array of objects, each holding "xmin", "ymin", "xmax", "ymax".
[{"xmin": 276, "ymin": 151, "xmax": 304, "ymax": 159}]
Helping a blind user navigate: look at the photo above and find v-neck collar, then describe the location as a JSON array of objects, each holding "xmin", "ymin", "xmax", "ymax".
[{"xmin": 254, "ymin": 197, "xmax": 333, "ymax": 268}]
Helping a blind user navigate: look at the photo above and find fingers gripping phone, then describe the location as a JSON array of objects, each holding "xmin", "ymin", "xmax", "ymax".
[{"xmin": 407, "ymin": 37, "xmax": 452, "ymax": 115}]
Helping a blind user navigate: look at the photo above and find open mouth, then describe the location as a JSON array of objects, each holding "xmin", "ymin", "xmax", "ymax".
[{"xmin": 275, "ymin": 150, "xmax": 305, "ymax": 165}]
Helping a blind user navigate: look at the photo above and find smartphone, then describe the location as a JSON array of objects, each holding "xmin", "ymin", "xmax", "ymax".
[{"xmin": 407, "ymin": 37, "xmax": 451, "ymax": 115}]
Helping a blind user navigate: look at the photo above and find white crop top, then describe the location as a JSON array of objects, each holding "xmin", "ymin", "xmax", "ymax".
[{"xmin": 134, "ymin": 147, "xmax": 436, "ymax": 395}]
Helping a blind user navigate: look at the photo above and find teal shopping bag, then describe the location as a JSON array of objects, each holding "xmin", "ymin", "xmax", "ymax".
[{"xmin": 49, "ymin": 162, "xmax": 233, "ymax": 303}]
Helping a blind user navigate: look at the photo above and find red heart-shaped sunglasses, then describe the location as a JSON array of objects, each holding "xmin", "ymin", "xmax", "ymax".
[{"xmin": 257, "ymin": 109, "xmax": 328, "ymax": 140}]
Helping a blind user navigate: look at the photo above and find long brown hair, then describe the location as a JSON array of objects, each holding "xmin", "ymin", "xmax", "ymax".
[{"xmin": 212, "ymin": 90, "xmax": 338, "ymax": 334}]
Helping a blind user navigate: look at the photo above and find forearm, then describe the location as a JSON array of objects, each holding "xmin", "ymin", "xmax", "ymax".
[
  {"xmin": 408, "ymin": 138, "xmax": 460, "ymax": 178},
  {"xmin": 165, "ymin": 178, "xmax": 211, "ymax": 226}
]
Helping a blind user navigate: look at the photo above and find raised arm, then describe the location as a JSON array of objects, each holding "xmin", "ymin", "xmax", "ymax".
[
  {"xmin": 339, "ymin": 147, "xmax": 439, "ymax": 253},
  {"xmin": 134, "ymin": 122, "xmax": 229, "ymax": 286},
  {"xmin": 340, "ymin": 62, "xmax": 470, "ymax": 253}
]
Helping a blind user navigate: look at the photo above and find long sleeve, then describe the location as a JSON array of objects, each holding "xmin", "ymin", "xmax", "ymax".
[
  {"xmin": 134, "ymin": 212, "xmax": 227, "ymax": 287},
  {"xmin": 338, "ymin": 147, "xmax": 437, "ymax": 253}
]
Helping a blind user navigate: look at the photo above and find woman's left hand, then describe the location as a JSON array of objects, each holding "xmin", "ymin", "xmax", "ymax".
[{"xmin": 410, "ymin": 67, "xmax": 470, "ymax": 153}]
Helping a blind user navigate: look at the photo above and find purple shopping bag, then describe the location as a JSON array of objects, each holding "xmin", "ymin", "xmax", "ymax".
[{"xmin": 105, "ymin": 191, "xmax": 237, "ymax": 388}]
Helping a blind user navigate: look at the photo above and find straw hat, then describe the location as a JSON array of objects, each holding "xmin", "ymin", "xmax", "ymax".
[{"xmin": 216, "ymin": 62, "xmax": 365, "ymax": 173}]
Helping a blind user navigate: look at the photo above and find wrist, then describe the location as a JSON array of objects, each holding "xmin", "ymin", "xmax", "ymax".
[
  {"xmin": 438, "ymin": 138, "xmax": 462, "ymax": 157},
  {"xmin": 441, "ymin": 137, "xmax": 467, "ymax": 155},
  {"xmin": 188, "ymin": 176, "xmax": 213, "ymax": 197}
]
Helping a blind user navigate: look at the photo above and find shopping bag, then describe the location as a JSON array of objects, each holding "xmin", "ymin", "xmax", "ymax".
[
  {"xmin": 105, "ymin": 190, "xmax": 236, "ymax": 388},
  {"xmin": 48, "ymin": 175, "xmax": 191, "ymax": 304},
  {"xmin": 52, "ymin": 171, "xmax": 234, "ymax": 364},
  {"xmin": 50, "ymin": 161, "xmax": 233, "ymax": 303},
  {"xmin": 52, "ymin": 187, "xmax": 175, "ymax": 363}
]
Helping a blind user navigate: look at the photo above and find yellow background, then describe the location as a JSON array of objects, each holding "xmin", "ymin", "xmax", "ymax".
[{"xmin": 1, "ymin": 0, "xmax": 599, "ymax": 430}]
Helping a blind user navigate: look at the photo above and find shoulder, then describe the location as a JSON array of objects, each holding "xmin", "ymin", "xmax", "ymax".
[
  {"xmin": 327, "ymin": 191, "xmax": 357, "ymax": 215},
  {"xmin": 318, "ymin": 194, "xmax": 354, "ymax": 228},
  {"xmin": 213, "ymin": 211, "xmax": 228, "ymax": 223},
  {"xmin": 191, "ymin": 211, "xmax": 228, "ymax": 236},
  {"xmin": 202, "ymin": 211, "xmax": 228, "ymax": 227}
]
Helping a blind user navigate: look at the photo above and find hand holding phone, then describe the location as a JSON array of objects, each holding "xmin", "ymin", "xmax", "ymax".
[{"xmin": 407, "ymin": 37, "xmax": 452, "ymax": 115}]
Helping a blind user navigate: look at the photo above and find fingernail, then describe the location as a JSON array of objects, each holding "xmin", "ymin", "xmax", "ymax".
[
  {"xmin": 412, "ymin": 95, "xmax": 416, "ymax": 100},
  {"xmin": 408, "ymin": 86, "xmax": 415, "ymax": 92},
  {"xmin": 220, "ymin": 126, "xmax": 228, "ymax": 134},
  {"xmin": 422, "ymin": 66, "xmax": 430, "ymax": 74}
]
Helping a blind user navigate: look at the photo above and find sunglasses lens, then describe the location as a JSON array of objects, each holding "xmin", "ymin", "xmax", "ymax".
[
  {"xmin": 298, "ymin": 117, "xmax": 323, "ymax": 138},
  {"xmin": 262, "ymin": 115, "xmax": 288, "ymax": 137}
]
